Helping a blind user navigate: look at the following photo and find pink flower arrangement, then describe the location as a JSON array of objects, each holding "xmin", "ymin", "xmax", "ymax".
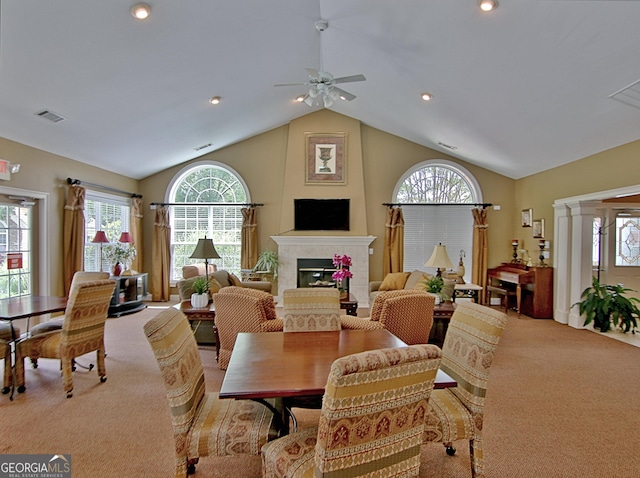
[{"xmin": 332, "ymin": 254, "xmax": 353, "ymax": 286}]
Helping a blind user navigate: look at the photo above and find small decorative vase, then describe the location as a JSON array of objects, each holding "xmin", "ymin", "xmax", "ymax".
[
  {"xmin": 113, "ymin": 262, "xmax": 122, "ymax": 277},
  {"xmin": 191, "ymin": 293, "xmax": 208, "ymax": 309},
  {"xmin": 339, "ymin": 288, "xmax": 348, "ymax": 300}
]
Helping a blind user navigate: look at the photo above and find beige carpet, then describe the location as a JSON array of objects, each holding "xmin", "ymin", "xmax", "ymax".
[{"xmin": 1, "ymin": 304, "xmax": 640, "ymax": 477}]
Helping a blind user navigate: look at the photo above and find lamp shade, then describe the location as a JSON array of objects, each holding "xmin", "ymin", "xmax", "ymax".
[
  {"xmin": 424, "ymin": 243, "xmax": 454, "ymax": 269},
  {"xmin": 91, "ymin": 231, "xmax": 109, "ymax": 243},
  {"xmin": 118, "ymin": 232, "xmax": 133, "ymax": 243},
  {"xmin": 190, "ymin": 236, "xmax": 220, "ymax": 259}
]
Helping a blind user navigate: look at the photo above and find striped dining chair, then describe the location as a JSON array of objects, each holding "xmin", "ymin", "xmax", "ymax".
[{"xmin": 282, "ymin": 288, "xmax": 342, "ymax": 332}]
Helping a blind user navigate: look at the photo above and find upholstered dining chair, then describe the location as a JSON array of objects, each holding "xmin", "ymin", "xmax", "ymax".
[
  {"xmin": 261, "ymin": 344, "xmax": 443, "ymax": 478},
  {"xmin": 282, "ymin": 287, "xmax": 341, "ymax": 332},
  {"xmin": 211, "ymin": 286, "xmax": 283, "ymax": 369},
  {"xmin": 15, "ymin": 279, "xmax": 116, "ymax": 398},
  {"xmin": 1, "ymin": 323, "xmax": 20, "ymax": 394},
  {"xmin": 422, "ymin": 301, "xmax": 508, "ymax": 478},
  {"xmin": 144, "ymin": 307, "xmax": 281, "ymax": 478},
  {"xmin": 341, "ymin": 289, "xmax": 436, "ymax": 345}
]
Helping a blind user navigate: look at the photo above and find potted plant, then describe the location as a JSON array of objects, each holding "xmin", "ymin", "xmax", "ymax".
[
  {"xmin": 190, "ymin": 276, "xmax": 209, "ymax": 309},
  {"xmin": 253, "ymin": 249, "xmax": 279, "ymax": 279},
  {"xmin": 572, "ymin": 277, "xmax": 640, "ymax": 333},
  {"xmin": 423, "ymin": 275, "xmax": 444, "ymax": 304}
]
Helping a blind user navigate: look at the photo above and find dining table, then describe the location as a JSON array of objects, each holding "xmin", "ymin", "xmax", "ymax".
[
  {"xmin": 0, "ymin": 295, "xmax": 67, "ymax": 399},
  {"xmin": 219, "ymin": 329, "xmax": 457, "ymax": 433}
]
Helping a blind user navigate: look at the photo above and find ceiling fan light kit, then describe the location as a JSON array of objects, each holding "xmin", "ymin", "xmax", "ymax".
[{"xmin": 274, "ymin": 19, "xmax": 366, "ymax": 108}]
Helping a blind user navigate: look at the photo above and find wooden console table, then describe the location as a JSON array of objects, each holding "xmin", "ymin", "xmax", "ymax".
[
  {"xmin": 429, "ymin": 301, "xmax": 456, "ymax": 348},
  {"xmin": 173, "ymin": 301, "xmax": 218, "ymax": 355},
  {"xmin": 108, "ymin": 273, "xmax": 148, "ymax": 317}
]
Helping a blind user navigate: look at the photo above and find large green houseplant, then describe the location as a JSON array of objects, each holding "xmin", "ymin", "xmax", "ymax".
[
  {"xmin": 572, "ymin": 277, "xmax": 640, "ymax": 333},
  {"xmin": 253, "ymin": 249, "xmax": 279, "ymax": 278}
]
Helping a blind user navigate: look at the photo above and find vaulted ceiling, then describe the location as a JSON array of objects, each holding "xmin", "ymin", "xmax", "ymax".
[{"xmin": 1, "ymin": 0, "xmax": 640, "ymax": 180}]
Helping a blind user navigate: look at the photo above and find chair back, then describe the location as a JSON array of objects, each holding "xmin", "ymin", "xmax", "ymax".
[
  {"xmin": 60, "ymin": 279, "xmax": 115, "ymax": 358},
  {"xmin": 69, "ymin": 271, "xmax": 110, "ymax": 292},
  {"xmin": 282, "ymin": 288, "xmax": 341, "ymax": 332},
  {"xmin": 213, "ymin": 287, "xmax": 276, "ymax": 369},
  {"xmin": 316, "ymin": 344, "xmax": 442, "ymax": 476},
  {"xmin": 144, "ymin": 308, "xmax": 206, "ymax": 440},
  {"xmin": 440, "ymin": 301, "xmax": 508, "ymax": 417},
  {"xmin": 370, "ymin": 290, "xmax": 435, "ymax": 345}
]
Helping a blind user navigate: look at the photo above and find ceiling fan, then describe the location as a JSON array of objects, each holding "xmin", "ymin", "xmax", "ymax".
[{"xmin": 274, "ymin": 20, "xmax": 366, "ymax": 108}]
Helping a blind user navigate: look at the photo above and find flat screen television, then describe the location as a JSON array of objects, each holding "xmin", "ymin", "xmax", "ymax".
[{"xmin": 294, "ymin": 198, "xmax": 350, "ymax": 231}]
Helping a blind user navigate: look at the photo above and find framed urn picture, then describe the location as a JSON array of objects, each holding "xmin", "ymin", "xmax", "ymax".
[{"xmin": 305, "ymin": 132, "xmax": 347, "ymax": 184}]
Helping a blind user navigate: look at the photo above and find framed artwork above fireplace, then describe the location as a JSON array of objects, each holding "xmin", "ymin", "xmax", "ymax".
[{"xmin": 305, "ymin": 132, "xmax": 347, "ymax": 184}]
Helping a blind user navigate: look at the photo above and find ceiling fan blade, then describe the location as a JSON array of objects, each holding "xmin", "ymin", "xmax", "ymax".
[
  {"xmin": 274, "ymin": 82, "xmax": 307, "ymax": 87},
  {"xmin": 333, "ymin": 87, "xmax": 356, "ymax": 101},
  {"xmin": 333, "ymin": 74, "xmax": 366, "ymax": 84},
  {"xmin": 305, "ymin": 68, "xmax": 320, "ymax": 78}
]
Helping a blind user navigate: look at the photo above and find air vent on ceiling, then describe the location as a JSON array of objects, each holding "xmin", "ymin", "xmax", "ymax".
[
  {"xmin": 609, "ymin": 79, "xmax": 640, "ymax": 110},
  {"xmin": 194, "ymin": 143, "xmax": 213, "ymax": 151},
  {"xmin": 438, "ymin": 141, "xmax": 458, "ymax": 151},
  {"xmin": 35, "ymin": 109, "xmax": 66, "ymax": 123}
]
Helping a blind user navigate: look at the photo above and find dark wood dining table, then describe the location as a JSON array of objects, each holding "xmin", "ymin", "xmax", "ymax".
[
  {"xmin": 0, "ymin": 295, "xmax": 67, "ymax": 399},
  {"xmin": 219, "ymin": 329, "xmax": 457, "ymax": 433}
]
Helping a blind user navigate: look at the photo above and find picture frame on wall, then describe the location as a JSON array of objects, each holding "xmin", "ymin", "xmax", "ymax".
[
  {"xmin": 532, "ymin": 219, "xmax": 545, "ymax": 238},
  {"xmin": 305, "ymin": 132, "xmax": 347, "ymax": 184},
  {"xmin": 522, "ymin": 209, "xmax": 533, "ymax": 227}
]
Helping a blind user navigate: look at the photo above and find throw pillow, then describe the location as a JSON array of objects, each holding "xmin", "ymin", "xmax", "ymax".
[
  {"xmin": 211, "ymin": 270, "xmax": 233, "ymax": 288},
  {"xmin": 228, "ymin": 272, "xmax": 244, "ymax": 287},
  {"xmin": 405, "ymin": 270, "xmax": 428, "ymax": 290},
  {"xmin": 379, "ymin": 272, "xmax": 411, "ymax": 291},
  {"xmin": 441, "ymin": 278, "xmax": 456, "ymax": 302}
]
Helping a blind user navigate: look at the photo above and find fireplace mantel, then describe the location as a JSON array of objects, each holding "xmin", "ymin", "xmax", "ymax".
[{"xmin": 272, "ymin": 235, "xmax": 376, "ymax": 307}]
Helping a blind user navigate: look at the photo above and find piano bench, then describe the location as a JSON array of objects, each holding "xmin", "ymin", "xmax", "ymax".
[{"xmin": 486, "ymin": 285, "xmax": 516, "ymax": 314}]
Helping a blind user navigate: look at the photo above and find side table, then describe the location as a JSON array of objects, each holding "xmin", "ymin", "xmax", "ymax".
[
  {"xmin": 430, "ymin": 301, "xmax": 456, "ymax": 348},
  {"xmin": 453, "ymin": 283, "xmax": 483, "ymax": 303},
  {"xmin": 173, "ymin": 301, "xmax": 219, "ymax": 358}
]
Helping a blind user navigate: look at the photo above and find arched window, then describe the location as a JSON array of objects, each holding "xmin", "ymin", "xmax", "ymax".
[
  {"xmin": 168, "ymin": 162, "xmax": 250, "ymax": 281},
  {"xmin": 393, "ymin": 160, "xmax": 481, "ymax": 279}
]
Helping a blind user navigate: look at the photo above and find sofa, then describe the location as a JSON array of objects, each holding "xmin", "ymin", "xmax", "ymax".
[
  {"xmin": 177, "ymin": 263, "xmax": 272, "ymax": 302},
  {"xmin": 369, "ymin": 269, "xmax": 455, "ymax": 305}
]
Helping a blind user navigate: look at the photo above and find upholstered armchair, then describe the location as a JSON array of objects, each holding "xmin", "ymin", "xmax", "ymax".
[
  {"xmin": 15, "ymin": 279, "xmax": 116, "ymax": 398},
  {"xmin": 422, "ymin": 301, "xmax": 508, "ymax": 478},
  {"xmin": 341, "ymin": 289, "xmax": 436, "ymax": 345},
  {"xmin": 144, "ymin": 307, "xmax": 281, "ymax": 478},
  {"xmin": 282, "ymin": 288, "xmax": 341, "ymax": 332},
  {"xmin": 261, "ymin": 344, "xmax": 443, "ymax": 478},
  {"xmin": 212, "ymin": 286, "xmax": 283, "ymax": 369},
  {"xmin": 1, "ymin": 323, "xmax": 20, "ymax": 395}
]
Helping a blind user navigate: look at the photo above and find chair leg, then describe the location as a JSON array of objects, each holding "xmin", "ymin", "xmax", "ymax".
[
  {"xmin": 469, "ymin": 435, "xmax": 484, "ymax": 478},
  {"xmin": 444, "ymin": 442, "xmax": 456, "ymax": 456},
  {"xmin": 2, "ymin": 347, "xmax": 11, "ymax": 394},
  {"xmin": 61, "ymin": 357, "xmax": 74, "ymax": 398},
  {"xmin": 97, "ymin": 348, "xmax": 107, "ymax": 383}
]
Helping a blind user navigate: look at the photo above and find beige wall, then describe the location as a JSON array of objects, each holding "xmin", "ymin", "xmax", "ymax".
[{"xmin": 6, "ymin": 113, "xmax": 640, "ymax": 298}]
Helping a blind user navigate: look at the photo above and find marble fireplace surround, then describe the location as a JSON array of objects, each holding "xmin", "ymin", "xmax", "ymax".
[{"xmin": 272, "ymin": 236, "xmax": 376, "ymax": 308}]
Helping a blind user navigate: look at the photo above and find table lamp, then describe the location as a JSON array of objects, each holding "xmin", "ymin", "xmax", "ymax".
[
  {"xmin": 91, "ymin": 230, "xmax": 110, "ymax": 272},
  {"xmin": 118, "ymin": 232, "xmax": 134, "ymax": 272},
  {"xmin": 425, "ymin": 243, "xmax": 454, "ymax": 278},
  {"xmin": 189, "ymin": 236, "xmax": 220, "ymax": 292}
]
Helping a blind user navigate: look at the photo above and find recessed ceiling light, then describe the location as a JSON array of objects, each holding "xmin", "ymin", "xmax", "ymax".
[
  {"xmin": 295, "ymin": 95, "xmax": 305, "ymax": 103},
  {"xmin": 209, "ymin": 96, "xmax": 221, "ymax": 105},
  {"xmin": 479, "ymin": 0, "xmax": 498, "ymax": 12},
  {"xmin": 421, "ymin": 93, "xmax": 434, "ymax": 101},
  {"xmin": 130, "ymin": 3, "xmax": 151, "ymax": 20}
]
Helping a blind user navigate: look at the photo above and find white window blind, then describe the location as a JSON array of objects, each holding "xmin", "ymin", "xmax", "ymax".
[{"xmin": 403, "ymin": 205, "xmax": 473, "ymax": 280}]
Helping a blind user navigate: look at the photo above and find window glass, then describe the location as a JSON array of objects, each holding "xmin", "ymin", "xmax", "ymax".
[
  {"xmin": 169, "ymin": 164, "xmax": 248, "ymax": 281},
  {"xmin": 394, "ymin": 161, "xmax": 479, "ymax": 280},
  {"xmin": 615, "ymin": 215, "xmax": 640, "ymax": 266},
  {"xmin": 0, "ymin": 203, "xmax": 32, "ymax": 298},
  {"xmin": 84, "ymin": 193, "xmax": 130, "ymax": 272}
]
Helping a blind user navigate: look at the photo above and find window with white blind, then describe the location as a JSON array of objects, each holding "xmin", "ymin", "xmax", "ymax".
[
  {"xmin": 394, "ymin": 160, "xmax": 481, "ymax": 280},
  {"xmin": 168, "ymin": 163, "xmax": 249, "ymax": 281},
  {"xmin": 84, "ymin": 192, "xmax": 130, "ymax": 272}
]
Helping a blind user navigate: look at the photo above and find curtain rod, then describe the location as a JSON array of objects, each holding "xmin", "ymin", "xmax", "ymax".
[
  {"xmin": 67, "ymin": 178, "xmax": 142, "ymax": 198},
  {"xmin": 150, "ymin": 202, "xmax": 264, "ymax": 208},
  {"xmin": 383, "ymin": 202, "xmax": 492, "ymax": 208}
]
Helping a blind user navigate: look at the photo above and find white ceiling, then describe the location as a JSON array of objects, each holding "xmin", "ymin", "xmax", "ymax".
[{"xmin": 1, "ymin": 0, "xmax": 640, "ymax": 180}]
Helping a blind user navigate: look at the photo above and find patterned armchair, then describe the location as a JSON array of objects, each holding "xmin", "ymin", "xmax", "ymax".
[
  {"xmin": 15, "ymin": 279, "xmax": 116, "ymax": 398},
  {"xmin": 282, "ymin": 288, "xmax": 341, "ymax": 332},
  {"xmin": 1, "ymin": 323, "xmax": 20, "ymax": 395},
  {"xmin": 261, "ymin": 344, "xmax": 443, "ymax": 478},
  {"xmin": 341, "ymin": 289, "xmax": 436, "ymax": 345},
  {"xmin": 212, "ymin": 286, "xmax": 284, "ymax": 369},
  {"xmin": 422, "ymin": 301, "xmax": 508, "ymax": 478},
  {"xmin": 144, "ymin": 307, "xmax": 281, "ymax": 478}
]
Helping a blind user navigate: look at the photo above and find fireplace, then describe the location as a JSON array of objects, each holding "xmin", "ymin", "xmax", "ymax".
[
  {"xmin": 297, "ymin": 258, "xmax": 349, "ymax": 294},
  {"xmin": 272, "ymin": 235, "xmax": 376, "ymax": 307}
]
